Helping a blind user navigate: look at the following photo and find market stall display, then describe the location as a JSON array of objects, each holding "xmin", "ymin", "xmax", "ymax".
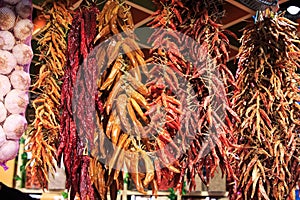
[
  {"xmin": 0, "ymin": 0, "xmax": 32, "ymax": 169},
  {"xmin": 0, "ymin": 0, "xmax": 299, "ymax": 200}
]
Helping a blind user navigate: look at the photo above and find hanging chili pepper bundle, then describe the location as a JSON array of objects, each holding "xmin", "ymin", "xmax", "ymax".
[
  {"xmin": 58, "ymin": 5, "xmax": 99, "ymax": 200},
  {"xmin": 176, "ymin": 0, "xmax": 238, "ymax": 191},
  {"xmin": 91, "ymin": 0, "xmax": 157, "ymax": 197},
  {"xmin": 141, "ymin": 51, "xmax": 188, "ymax": 191},
  {"xmin": 229, "ymin": 9, "xmax": 300, "ymax": 200},
  {"xmin": 26, "ymin": 1, "xmax": 72, "ymax": 186},
  {"xmin": 147, "ymin": 0, "xmax": 237, "ymax": 193}
]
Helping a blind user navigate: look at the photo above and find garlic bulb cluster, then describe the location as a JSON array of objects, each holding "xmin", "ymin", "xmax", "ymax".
[{"xmin": 0, "ymin": 1, "xmax": 32, "ymax": 167}]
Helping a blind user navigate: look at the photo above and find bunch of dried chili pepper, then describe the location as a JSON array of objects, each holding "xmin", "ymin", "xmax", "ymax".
[
  {"xmin": 229, "ymin": 9, "xmax": 300, "ymax": 200},
  {"xmin": 58, "ymin": 5, "xmax": 99, "ymax": 200},
  {"xmin": 89, "ymin": 0, "xmax": 154, "ymax": 198},
  {"xmin": 147, "ymin": 0, "xmax": 238, "ymax": 193},
  {"xmin": 27, "ymin": 0, "xmax": 72, "ymax": 187}
]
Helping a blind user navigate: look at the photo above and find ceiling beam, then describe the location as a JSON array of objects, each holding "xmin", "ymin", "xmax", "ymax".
[
  {"xmin": 222, "ymin": 13, "xmax": 252, "ymax": 29},
  {"xmin": 225, "ymin": 0, "xmax": 255, "ymax": 14},
  {"xmin": 138, "ymin": 42, "xmax": 151, "ymax": 49},
  {"xmin": 226, "ymin": 0, "xmax": 290, "ymax": 14},
  {"xmin": 223, "ymin": 0, "xmax": 291, "ymax": 29},
  {"xmin": 279, "ymin": 0, "xmax": 290, "ymax": 4},
  {"xmin": 134, "ymin": 16, "xmax": 154, "ymax": 28},
  {"xmin": 230, "ymin": 45, "xmax": 239, "ymax": 51},
  {"xmin": 125, "ymin": 1, "xmax": 154, "ymax": 15},
  {"xmin": 229, "ymin": 56, "xmax": 237, "ymax": 62}
]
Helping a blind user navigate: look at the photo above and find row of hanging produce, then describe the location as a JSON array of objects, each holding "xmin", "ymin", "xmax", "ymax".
[{"xmin": 0, "ymin": 0, "xmax": 299, "ymax": 200}]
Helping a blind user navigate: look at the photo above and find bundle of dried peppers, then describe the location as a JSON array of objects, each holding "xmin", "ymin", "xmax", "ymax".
[
  {"xmin": 229, "ymin": 9, "xmax": 300, "ymax": 200},
  {"xmin": 90, "ymin": 0, "xmax": 154, "ymax": 197},
  {"xmin": 57, "ymin": 4, "xmax": 99, "ymax": 199},
  {"xmin": 27, "ymin": 1, "xmax": 72, "ymax": 186},
  {"xmin": 147, "ymin": 0, "xmax": 238, "ymax": 193}
]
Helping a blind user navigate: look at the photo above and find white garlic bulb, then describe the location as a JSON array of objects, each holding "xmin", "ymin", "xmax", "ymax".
[
  {"xmin": 0, "ymin": 50, "xmax": 16, "ymax": 74},
  {"xmin": 0, "ymin": 31, "xmax": 15, "ymax": 50},
  {"xmin": 13, "ymin": 19, "xmax": 33, "ymax": 41},
  {"xmin": 12, "ymin": 43, "xmax": 33, "ymax": 65},
  {"xmin": 10, "ymin": 69, "xmax": 30, "ymax": 90},
  {"xmin": 0, "ymin": 140, "xmax": 19, "ymax": 164},
  {"xmin": 3, "ymin": 114, "xmax": 27, "ymax": 140},
  {"xmin": 0, "ymin": 7, "xmax": 16, "ymax": 31},
  {"xmin": 16, "ymin": 0, "xmax": 32, "ymax": 19},
  {"xmin": 4, "ymin": 89, "xmax": 28, "ymax": 114}
]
